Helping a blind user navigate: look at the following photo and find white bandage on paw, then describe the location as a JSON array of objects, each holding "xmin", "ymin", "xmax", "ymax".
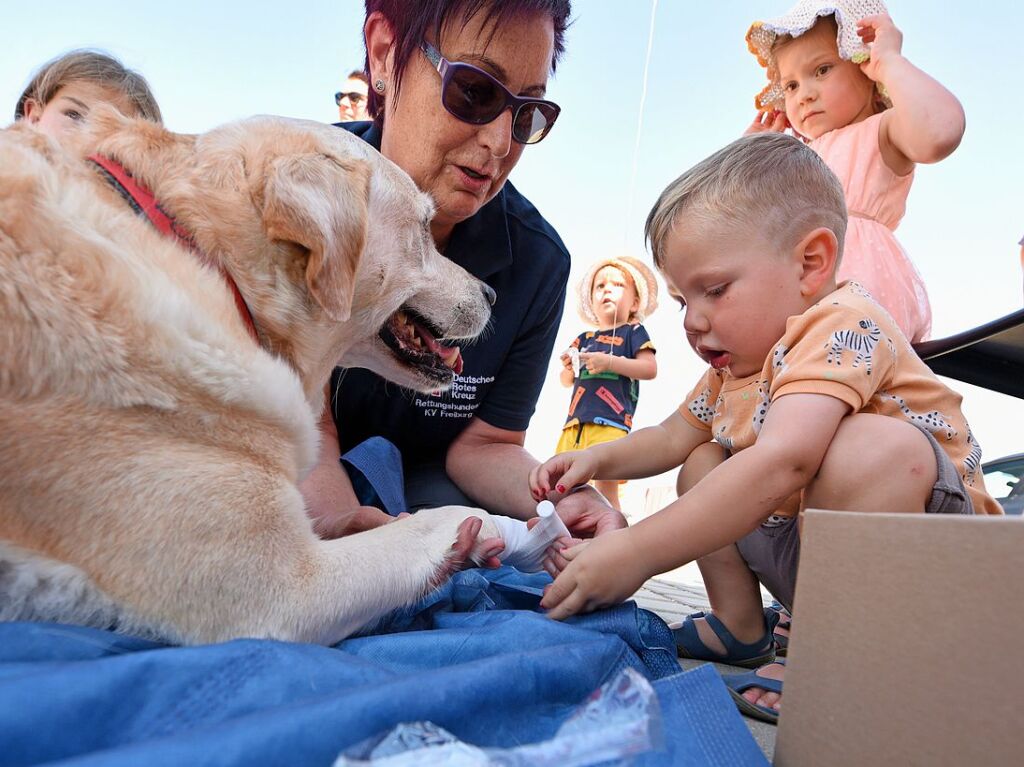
[{"xmin": 492, "ymin": 501, "xmax": 573, "ymax": 573}]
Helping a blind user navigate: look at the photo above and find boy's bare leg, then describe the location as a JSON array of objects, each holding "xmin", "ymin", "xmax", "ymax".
[
  {"xmin": 594, "ymin": 479, "xmax": 622, "ymax": 511},
  {"xmin": 742, "ymin": 413, "xmax": 938, "ymax": 713},
  {"xmin": 677, "ymin": 442, "xmax": 766, "ymax": 654}
]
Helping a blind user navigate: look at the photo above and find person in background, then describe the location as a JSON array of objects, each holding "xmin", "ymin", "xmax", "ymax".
[
  {"xmin": 745, "ymin": 0, "xmax": 964, "ymax": 343},
  {"xmin": 336, "ymin": 69, "xmax": 370, "ymax": 122},
  {"xmin": 553, "ymin": 257, "xmax": 658, "ymax": 511},
  {"xmin": 15, "ymin": 49, "xmax": 162, "ymax": 140}
]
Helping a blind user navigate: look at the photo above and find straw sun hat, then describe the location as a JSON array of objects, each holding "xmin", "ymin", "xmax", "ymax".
[
  {"xmin": 576, "ymin": 256, "xmax": 659, "ymax": 327},
  {"xmin": 746, "ymin": 0, "xmax": 892, "ymax": 112}
]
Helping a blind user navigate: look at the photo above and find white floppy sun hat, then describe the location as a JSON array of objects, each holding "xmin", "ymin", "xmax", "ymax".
[
  {"xmin": 747, "ymin": 0, "xmax": 892, "ymax": 112},
  {"xmin": 577, "ymin": 256, "xmax": 659, "ymax": 327}
]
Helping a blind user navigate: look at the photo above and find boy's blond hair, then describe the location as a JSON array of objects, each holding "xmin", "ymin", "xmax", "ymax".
[
  {"xmin": 645, "ymin": 132, "xmax": 846, "ymax": 268},
  {"xmin": 15, "ymin": 49, "xmax": 162, "ymax": 123}
]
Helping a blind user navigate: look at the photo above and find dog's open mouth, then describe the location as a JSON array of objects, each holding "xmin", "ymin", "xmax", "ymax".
[{"xmin": 380, "ymin": 308, "xmax": 463, "ymax": 379}]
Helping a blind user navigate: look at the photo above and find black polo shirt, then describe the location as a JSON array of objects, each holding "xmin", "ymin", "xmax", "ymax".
[{"xmin": 330, "ymin": 122, "xmax": 570, "ymax": 463}]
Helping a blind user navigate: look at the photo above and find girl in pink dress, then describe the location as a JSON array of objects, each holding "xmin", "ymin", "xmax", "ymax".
[{"xmin": 745, "ymin": 0, "xmax": 964, "ymax": 342}]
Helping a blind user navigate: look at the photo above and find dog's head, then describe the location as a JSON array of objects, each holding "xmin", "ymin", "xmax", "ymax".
[{"xmin": 78, "ymin": 109, "xmax": 493, "ymax": 399}]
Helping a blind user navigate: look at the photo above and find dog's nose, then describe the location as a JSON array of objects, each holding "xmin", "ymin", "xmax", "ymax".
[{"xmin": 480, "ymin": 282, "xmax": 497, "ymax": 306}]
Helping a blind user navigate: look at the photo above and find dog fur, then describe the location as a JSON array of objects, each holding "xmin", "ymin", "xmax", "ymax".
[{"xmin": 0, "ymin": 110, "xmax": 500, "ymax": 645}]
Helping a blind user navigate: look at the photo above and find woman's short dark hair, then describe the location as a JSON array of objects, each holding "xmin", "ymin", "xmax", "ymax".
[
  {"xmin": 363, "ymin": 0, "xmax": 571, "ymax": 122},
  {"xmin": 347, "ymin": 69, "xmax": 370, "ymax": 85}
]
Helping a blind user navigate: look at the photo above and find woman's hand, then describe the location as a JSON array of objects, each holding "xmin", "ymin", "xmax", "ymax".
[
  {"xmin": 857, "ymin": 14, "xmax": 904, "ymax": 82},
  {"xmin": 529, "ymin": 449, "xmax": 600, "ymax": 501},
  {"xmin": 539, "ymin": 528, "xmax": 650, "ymax": 620},
  {"xmin": 433, "ymin": 516, "xmax": 505, "ymax": 587},
  {"xmin": 578, "ymin": 351, "xmax": 613, "ymax": 374},
  {"xmin": 744, "ymin": 110, "xmax": 788, "ymax": 135}
]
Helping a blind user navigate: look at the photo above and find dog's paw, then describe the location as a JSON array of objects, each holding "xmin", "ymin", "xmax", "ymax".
[{"xmin": 404, "ymin": 506, "xmax": 502, "ymax": 584}]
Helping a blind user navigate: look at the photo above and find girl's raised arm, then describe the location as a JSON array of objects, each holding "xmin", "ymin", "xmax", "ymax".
[{"xmin": 860, "ymin": 14, "xmax": 965, "ymax": 173}]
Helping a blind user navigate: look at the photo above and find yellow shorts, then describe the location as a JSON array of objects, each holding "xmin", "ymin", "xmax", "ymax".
[{"xmin": 556, "ymin": 422, "xmax": 629, "ymax": 454}]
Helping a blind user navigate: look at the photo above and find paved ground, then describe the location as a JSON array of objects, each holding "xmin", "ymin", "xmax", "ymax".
[{"xmin": 632, "ymin": 565, "xmax": 778, "ymax": 761}]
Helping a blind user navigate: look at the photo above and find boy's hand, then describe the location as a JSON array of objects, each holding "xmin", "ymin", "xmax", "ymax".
[
  {"xmin": 539, "ymin": 486, "xmax": 628, "ymax": 576},
  {"xmin": 857, "ymin": 14, "xmax": 903, "ymax": 81},
  {"xmin": 578, "ymin": 351, "xmax": 613, "ymax": 374},
  {"xmin": 744, "ymin": 110, "xmax": 788, "ymax": 135},
  {"xmin": 540, "ymin": 528, "xmax": 649, "ymax": 620},
  {"xmin": 559, "ymin": 351, "xmax": 574, "ymax": 372},
  {"xmin": 529, "ymin": 450, "xmax": 599, "ymax": 501}
]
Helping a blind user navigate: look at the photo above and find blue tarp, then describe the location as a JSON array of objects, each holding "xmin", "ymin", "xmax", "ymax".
[{"xmin": 0, "ymin": 568, "xmax": 767, "ymax": 766}]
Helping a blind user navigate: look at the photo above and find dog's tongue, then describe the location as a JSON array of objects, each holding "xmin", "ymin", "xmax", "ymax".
[
  {"xmin": 433, "ymin": 339, "xmax": 463, "ymax": 374},
  {"xmin": 411, "ymin": 318, "xmax": 463, "ymax": 374},
  {"xmin": 446, "ymin": 347, "xmax": 463, "ymax": 375}
]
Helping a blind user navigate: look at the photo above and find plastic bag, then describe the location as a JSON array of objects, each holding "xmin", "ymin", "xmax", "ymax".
[{"xmin": 333, "ymin": 667, "xmax": 663, "ymax": 766}]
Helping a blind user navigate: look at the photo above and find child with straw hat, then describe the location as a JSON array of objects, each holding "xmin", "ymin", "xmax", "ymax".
[{"xmin": 554, "ymin": 257, "xmax": 659, "ymax": 511}]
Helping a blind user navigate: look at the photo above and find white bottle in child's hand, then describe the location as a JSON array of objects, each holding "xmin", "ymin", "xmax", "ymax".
[{"xmin": 566, "ymin": 347, "xmax": 580, "ymax": 377}]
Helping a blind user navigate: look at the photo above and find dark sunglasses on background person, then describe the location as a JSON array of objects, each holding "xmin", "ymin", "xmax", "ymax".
[
  {"xmin": 335, "ymin": 91, "xmax": 366, "ymax": 106},
  {"xmin": 419, "ymin": 41, "xmax": 560, "ymax": 145}
]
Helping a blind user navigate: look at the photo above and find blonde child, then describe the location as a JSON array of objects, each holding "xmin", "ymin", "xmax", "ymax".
[
  {"xmin": 530, "ymin": 133, "xmax": 1001, "ymax": 724},
  {"xmin": 554, "ymin": 257, "xmax": 658, "ymax": 510},
  {"xmin": 15, "ymin": 49, "xmax": 162, "ymax": 141},
  {"xmin": 744, "ymin": 0, "xmax": 964, "ymax": 343}
]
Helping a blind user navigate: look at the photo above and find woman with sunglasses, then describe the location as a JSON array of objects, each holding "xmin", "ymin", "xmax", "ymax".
[{"xmin": 303, "ymin": 0, "xmax": 626, "ymax": 552}]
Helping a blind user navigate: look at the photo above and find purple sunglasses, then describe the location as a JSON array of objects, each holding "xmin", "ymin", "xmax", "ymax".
[{"xmin": 420, "ymin": 41, "xmax": 560, "ymax": 145}]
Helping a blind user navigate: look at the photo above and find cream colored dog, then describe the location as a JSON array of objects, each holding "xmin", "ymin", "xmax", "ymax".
[{"xmin": 0, "ymin": 110, "xmax": 502, "ymax": 645}]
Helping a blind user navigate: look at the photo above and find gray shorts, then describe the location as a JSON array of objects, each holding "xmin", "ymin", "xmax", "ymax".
[{"xmin": 735, "ymin": 424, "xmax": 975, "ymax": 612}]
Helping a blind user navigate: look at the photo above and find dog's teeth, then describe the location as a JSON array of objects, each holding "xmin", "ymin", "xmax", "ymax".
[{"xmin": 441, "ymin": 346, "xmax": 461, "ymax": 368}]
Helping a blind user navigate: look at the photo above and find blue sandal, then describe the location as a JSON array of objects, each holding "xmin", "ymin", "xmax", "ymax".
[
  {"xmin": 672, "ymin": 610, "xmax": 778, "ymax": 669},
  {"xmin": 765, "ymin": 601, "xmax": 792, "ymax": 657},
  {"xmin": 722, "ymin": 659, "xmax": 785, "ymax": 725}
]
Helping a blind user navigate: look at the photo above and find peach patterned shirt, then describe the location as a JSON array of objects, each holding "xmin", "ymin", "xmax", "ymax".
[{"xmin": 679, "ymin": 282, "xmax": 1002, "ymax": 516}]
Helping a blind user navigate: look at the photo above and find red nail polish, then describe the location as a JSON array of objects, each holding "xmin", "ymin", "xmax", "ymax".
[{"xmin": 556, "ymin": 484, "xmax": 566, "ymax": 493}]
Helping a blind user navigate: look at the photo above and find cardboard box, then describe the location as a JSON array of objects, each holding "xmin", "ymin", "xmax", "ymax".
[{"xmin": 775, "ymin": 510, "xmax": 1024, "ymax": 767}]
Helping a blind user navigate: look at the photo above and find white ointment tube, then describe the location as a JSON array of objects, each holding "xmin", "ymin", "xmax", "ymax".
[
  {"xmin": 533, "ymin": 500, "xmax": 572, "ymax": 540},
  {"xmin": 492, "ymin": 501, "xmax": 574, "ymax": 573}
]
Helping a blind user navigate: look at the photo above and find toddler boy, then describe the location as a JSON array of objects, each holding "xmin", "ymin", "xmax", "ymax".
[{"xmin": 530, "ymin": 132, "xmax": 1002, "ymax": 722}]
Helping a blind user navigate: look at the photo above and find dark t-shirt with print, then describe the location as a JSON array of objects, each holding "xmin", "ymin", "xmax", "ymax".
[
  {"xmin": 330, "ymin": 121, "xmax": 570, "ymax": 463},
  {"xmin": 563, "ymin": 323, "xmax": 654, "ymax": 432}
]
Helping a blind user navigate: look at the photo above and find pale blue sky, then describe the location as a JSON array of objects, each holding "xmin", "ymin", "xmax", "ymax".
[{"xmin": 5, "ymin": 1, "xmax": 1022, "ymax": 472}]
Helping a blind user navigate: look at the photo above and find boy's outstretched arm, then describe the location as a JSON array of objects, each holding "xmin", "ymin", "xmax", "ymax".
[
  {"xmin": 541, "ymin": 393, "xmax": 850, "ymax": 619},
  {"xmin": 529, "ymin": 409, "xmax": 708, "ymax": 499},
  {"xmin": 858, "ymin": 14, "xmax": 965, "ymax": 170}
]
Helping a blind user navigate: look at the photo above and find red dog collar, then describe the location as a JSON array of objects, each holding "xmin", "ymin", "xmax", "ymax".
[{"xmin": 88, "ymin": 154, "xmax": 259, "ymax": 343}]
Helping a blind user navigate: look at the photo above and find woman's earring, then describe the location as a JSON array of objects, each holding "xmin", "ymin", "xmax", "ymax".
[{"xmin": 374, "ymin": 79, "xmax": 386, "ymax": 94}]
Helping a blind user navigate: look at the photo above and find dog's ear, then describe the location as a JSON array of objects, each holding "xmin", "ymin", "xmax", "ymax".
[{"xmin": 261, "ymin": 153, "xmax": 370, "ymax": 321}]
